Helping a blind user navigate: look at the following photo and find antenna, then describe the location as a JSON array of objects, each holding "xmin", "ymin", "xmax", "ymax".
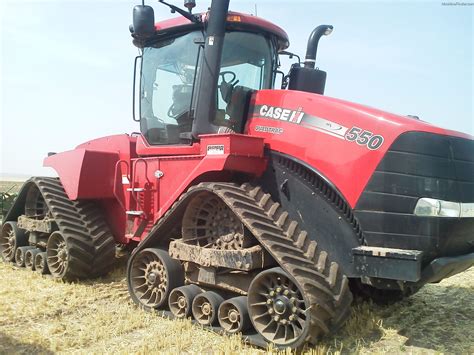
[{"xmin": 254, "ymin": 4, "xmax": 257, "ymax": 16}]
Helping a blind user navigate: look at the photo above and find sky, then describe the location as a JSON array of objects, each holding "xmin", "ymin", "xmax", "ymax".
[{"xmin": 0, "ymin": 0, "xmax": 472, "ymax": 177}]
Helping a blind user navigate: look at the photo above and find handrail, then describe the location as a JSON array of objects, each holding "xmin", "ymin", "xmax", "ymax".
[{"xmin": 113, "ymin": 160, "xmax": 130, "ymax": 212}]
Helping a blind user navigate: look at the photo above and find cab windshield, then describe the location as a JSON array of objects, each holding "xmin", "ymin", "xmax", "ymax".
[{"xmin": 140, "ymin": 31, "xmax": 274, "ymax": 145}]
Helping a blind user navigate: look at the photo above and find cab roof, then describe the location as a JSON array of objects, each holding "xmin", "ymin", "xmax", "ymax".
[{"xmin": 153, "ymin": 11, "xmax": 289, "ymax": 50}]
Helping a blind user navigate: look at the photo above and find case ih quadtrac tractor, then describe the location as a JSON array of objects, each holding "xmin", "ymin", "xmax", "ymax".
[{"xmin": 2, "ymin": 0, "xmax": 473, "ymax": 349}]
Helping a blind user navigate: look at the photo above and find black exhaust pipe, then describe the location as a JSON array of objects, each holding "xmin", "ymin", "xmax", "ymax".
[
  {"xmin": 287, "ymin": 24, "xmax": 333, "ymax": 95},
  {"xmin": 192, "ymin": 0, "xmax": 230, "ymax": 138},
  {"xmin": 304, "ymin": 25, "xmax": 333, "ymax": 69}
]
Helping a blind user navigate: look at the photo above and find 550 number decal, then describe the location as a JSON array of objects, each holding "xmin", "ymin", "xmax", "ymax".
[{"xmin": 345, "ymin": 127, "xmax": 384, "ymax": 150}]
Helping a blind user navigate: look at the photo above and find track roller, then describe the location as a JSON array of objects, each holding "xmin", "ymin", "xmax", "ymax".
[
  {"xmin": 15, "ymin": 246, "xmax": 36, "ymax": 267},
  {"xmin": 169, "ymin": 284, "xmax": 202, "ymax": 319},
  {"xmin": 192, "ymin": 291, "xmax": 224, "ymax": 326},
  {"xmin": 218, "ymin": 296, "xmax": 251, "ymax": 334},
  {"xmin": 0, "ymin": 221, "xmax": 28, "ymax": 262},
  {"xmin": 34, "ymin": 252, "xmax": 50, "ymax": 274},
  {"xmin": 248, "ymin": 267, "xmax": 309, "ymax": 348},
  {"xmin": 128, "ymin": 248, "xmax": 184, "ymax": 310},
  {"xmin": 25, "ymin": 248, "xmax": 41, "ymax": 270}
]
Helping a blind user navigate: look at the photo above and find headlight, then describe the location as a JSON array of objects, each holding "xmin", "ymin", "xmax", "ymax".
[{"xmin": 414, "ymin": 198, "xmax": 474, "ymax": 218}]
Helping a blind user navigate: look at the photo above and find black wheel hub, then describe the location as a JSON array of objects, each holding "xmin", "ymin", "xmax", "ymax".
[
  {"xmin": 147, "ymin": 272, "xmax": 157, "ymax": 284},
  {"xmin": 266, "ymin": 287, "xmax": 299, "ymax": 324}
]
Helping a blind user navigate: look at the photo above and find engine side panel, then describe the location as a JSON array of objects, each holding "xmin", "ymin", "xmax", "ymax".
[{"xmin": 246, "ymin": 90, "xmax": 472, "ymax": 208}]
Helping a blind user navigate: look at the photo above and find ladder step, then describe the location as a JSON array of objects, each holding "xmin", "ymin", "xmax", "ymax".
[
  {"xmin": 126, "ymin": 211, "xmax": 144, "ymax": 216},
  {"xmin": 126, "ymin": 188, "xmax": 145, "ymax": 192}
]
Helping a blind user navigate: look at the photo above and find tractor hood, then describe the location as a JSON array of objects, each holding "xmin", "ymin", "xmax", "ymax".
[{"xmin": 247, "ymin": 89, "xmax": 473, "ymax": 207}]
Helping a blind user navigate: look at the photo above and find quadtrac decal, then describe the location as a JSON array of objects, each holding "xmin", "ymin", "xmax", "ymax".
[
  {"xmin": 255, "ymin": 125, "xmax": 284, "ymax": 134},
  {"xmin": 253, "ymin": 104, "xmax": 384, "ymax": 150}
]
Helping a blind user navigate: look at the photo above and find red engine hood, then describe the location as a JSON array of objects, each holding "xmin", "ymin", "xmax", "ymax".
[{"xmin": 246, "ymin": 90, "xmax": 473, "ymax": 207}]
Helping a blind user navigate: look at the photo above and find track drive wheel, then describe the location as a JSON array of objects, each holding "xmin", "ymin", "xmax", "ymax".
[
  {"xmin": 218, "ymin": 296, "xmax": 251, "ymax": 334},
  {"xmin": 182, "ymin": 192, "xmax": 254, "ymax": 250},
  {"xmin": 0, "ymin": 221, "xmax": 28, "ymax": 262},
  {"xmin": 169, "ymin": 284, "xmax": 202, "ymax": 318},
  {"xmin": 248, "ymin": 267, "xmax": 311, "ymax": 348},
  {"xmin": 128, "ymin": 248, "xmax": 184, "ymax": 310},
  {"xmin": 35, "ymin": 252, "xmax": 50, "ymax": 274}
]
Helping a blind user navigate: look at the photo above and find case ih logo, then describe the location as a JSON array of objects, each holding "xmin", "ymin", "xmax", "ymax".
[
  {"xmin": 259, "ymin": 105, "xmax": 305, "ymax": 124},
  {"xmin": 254, "ymin": 104, "xmax": 385, "ymax": 150}
]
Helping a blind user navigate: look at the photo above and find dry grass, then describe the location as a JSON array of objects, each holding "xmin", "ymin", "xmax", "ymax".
[
  {"xmin": 0, "ymin": 181, "xmax": 23, "ymax": 195},
  {"xmin": 0, "ymin": 259, "xmax": 472, "ymax": 354}
]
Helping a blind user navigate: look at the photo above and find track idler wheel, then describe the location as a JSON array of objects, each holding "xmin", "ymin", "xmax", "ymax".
[
  {"xmin": 128, "ymin": 248, "xmax": 184, "ymax": 310},
  {"xmin": 169, "ymin": 284, "xmax": 202, "ymax": 319},
  {"xmin": 15, "ymin": 246, "xmax": 35, "ymax": 267},
  {"xmin": 25, "ymin": 248, "xmax": 41, "ymax": 270},
  {"xmin": 0, "ymin": 221, "xmax": 28, "ymax": 262},
  {"xmin": 192, "ymin": 291, "xmax": 224, "ymax": 326},
  {"xmin": 248, "ymin": 267, "xmax": 310, "ymax": 348},
  {"xmin": 218, "ymin": 296, "xmax": 251, "ymax": 334},
  {"xmin": 35, "ymin": 252, "xmax": 50, "ymax": 274}
]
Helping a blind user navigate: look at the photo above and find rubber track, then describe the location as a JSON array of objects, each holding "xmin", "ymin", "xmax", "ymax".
[
  {"xmin": 32, "ymin": 177, "xmax": 115, "ymax": 280},
  {"xmin": 182, "ymin": 182, "xmax": 352, "ymax": 344}
]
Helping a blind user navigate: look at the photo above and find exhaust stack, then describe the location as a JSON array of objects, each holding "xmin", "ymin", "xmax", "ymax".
[
  {"xmin": 304, "ymin": 25, "xmax": 333, "ymax": 69},
  {"xmin": 288, "ymin": 24, "xmax": 333, "ymax": 95}
]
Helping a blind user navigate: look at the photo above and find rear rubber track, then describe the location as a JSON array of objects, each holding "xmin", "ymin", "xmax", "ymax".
[{"xmin": 32, "ymin": 177, "xmax": 115, "ymax": 280}]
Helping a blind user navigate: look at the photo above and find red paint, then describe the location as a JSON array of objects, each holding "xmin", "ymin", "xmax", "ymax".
[
  {"xmin": 45, "ymin": 133, "xmax": 265, "ymax": 242},
  {"xmin": 155, "ymin": 11, "xmax": 289, "ymax": 49}
]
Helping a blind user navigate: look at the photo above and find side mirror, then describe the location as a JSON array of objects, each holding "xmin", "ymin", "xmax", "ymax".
[{"xmin": 130, "ymin": 5, "xmax": 155, "ymax": 39}]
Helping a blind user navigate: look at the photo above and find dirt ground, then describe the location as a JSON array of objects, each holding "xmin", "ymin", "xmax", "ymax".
[{"xmin": 0, "ymin": 259, "xmax": 472, "ymax": 354}]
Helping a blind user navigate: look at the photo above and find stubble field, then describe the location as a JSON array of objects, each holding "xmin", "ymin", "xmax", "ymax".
[{"xmin": 0, "ymin": 180, "xmax": 473, "ymax": 354}]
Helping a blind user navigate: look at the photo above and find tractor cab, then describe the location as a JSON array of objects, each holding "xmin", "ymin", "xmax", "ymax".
[{"xmin": 131, "ymin": 8, "xmax": 289, "ymax": 146}]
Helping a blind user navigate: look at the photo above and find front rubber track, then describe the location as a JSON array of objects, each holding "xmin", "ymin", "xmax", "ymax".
[{"xmin": 131, "ymin": 182, "xmax": 353, "ymax": 348}]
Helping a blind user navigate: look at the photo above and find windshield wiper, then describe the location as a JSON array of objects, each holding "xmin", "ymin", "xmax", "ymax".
[{"xmin": 158, "ymin": 0, "xmax": 201, "ymax": 24}]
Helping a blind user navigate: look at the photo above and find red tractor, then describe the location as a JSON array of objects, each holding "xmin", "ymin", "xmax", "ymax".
[{"xmin": 2, "ymin": 0, "xmax": 473, "ymax": 349}]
